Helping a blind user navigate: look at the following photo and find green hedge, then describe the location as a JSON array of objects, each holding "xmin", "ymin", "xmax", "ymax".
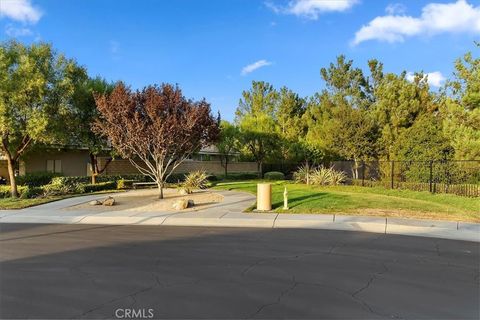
[
  {"xmin": 16, "ymin": 172, "xmax": 63, "ymax": 187},
  {"xmin": 214, "ymin": 172, "xmax": 259, "ymax": 180},
  {"xmin": 51, "ymin": 174, "xmax": 148, "ymax": 186},
  {"xmin": 82, "ymin": 181, "xmax": 117, "ymax": 193},
  {"xmin": 0, "ymin": 185, "xmax": 44, "ymax": 199},
  {"xmin": 166, "ymin": 173, "xmax": 188, "ymax": 183},
  {"xmin": 264, "ymin": 171, "xmax": 285, "ymax": 180}
]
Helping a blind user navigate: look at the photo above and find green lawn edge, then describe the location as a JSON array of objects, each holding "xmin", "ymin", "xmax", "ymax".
[{"xmin": 212, "ymin": 180, "xmax": 480, "ymax": 223}]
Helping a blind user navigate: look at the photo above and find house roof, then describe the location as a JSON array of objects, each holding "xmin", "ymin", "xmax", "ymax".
[{"xmin": 0, "ymin": 144, "xmax": 239, "ymax": 157}]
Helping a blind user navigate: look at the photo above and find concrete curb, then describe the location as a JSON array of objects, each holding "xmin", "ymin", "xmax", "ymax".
[{"xmin": 1, "ymin": 212, "xmax": 478, "ymax": 242}]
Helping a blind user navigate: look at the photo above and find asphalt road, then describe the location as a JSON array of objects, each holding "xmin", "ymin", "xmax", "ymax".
[{"xmin": 0, "ymin": 224, "xmax": 478, "ymax": 319}]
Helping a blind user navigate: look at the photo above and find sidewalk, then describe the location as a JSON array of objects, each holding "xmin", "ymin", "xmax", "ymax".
[{"xmin": 0, "ymin": 190, "xmax": 478, "ymax": 242}]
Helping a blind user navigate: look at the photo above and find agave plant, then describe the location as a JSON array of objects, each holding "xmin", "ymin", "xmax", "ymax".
[{"xmin": 182, "ymin": 170, "xmax": 209, "ymax": 193}]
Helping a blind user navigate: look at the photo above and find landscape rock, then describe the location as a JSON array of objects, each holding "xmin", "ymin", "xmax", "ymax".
[
  {"xmin": 187, "ymin": 199, "xmax": 195, "ymax": 208},
  {"xmin": 172, "ymin": 199, "xmax": 188, "ymax": 210},
  {"xmin": 178, "ymin": 188, "xmax": 189, "ymax": 195},
  {"xmin": 102, "ymin": 197, "xmax": 115, "ymax": 206},
  {"xmin": 89, "ymin": 200, "xmax": 101, "ymax": 206}
]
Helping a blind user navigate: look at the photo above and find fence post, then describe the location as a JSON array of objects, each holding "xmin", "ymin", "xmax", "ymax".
[
  {"xmin": 429, "ymin": 160, "xmax": 433, "ymax": 193},
  {"xmin": 390, "ymin": 161, "xmax": 394, "ymax": 189}
]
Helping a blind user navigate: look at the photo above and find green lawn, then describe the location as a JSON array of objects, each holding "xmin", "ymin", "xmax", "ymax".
[
  {"xmin": 213, "ymin": 180, "xmax": 480, "ymax": 222},
  {"xmin": 0, "ymin": 196, "xmax": 72, "ymax": 209}
]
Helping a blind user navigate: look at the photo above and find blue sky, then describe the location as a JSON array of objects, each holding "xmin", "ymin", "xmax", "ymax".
[{"xmin": 1, "ymin": 0, "xmax": 479, "ymax": 120}]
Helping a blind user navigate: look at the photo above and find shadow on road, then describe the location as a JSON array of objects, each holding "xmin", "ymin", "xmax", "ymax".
[{"xmin": 0, "ymin": 224, "xmax": 478, "ymax": 319}]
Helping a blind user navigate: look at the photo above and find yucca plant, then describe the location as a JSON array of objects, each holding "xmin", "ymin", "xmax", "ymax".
[
  {"xmin": 329, "ymin": 169, "xmax": 347, "ymax": 185},
  {"xmin": 310, "ymin": 167, "xmax": 332, "ymax": 185},
  {"xmin": 308, "ymin": 166, "xmax": 347, "ymax": 186},
  {"xmin": 182, "ymin": 170, "xmax": 209, "ymax": 193},
  {"xmin": 293, "ymin": 165, "xmax": 313, "ymax": 184}
]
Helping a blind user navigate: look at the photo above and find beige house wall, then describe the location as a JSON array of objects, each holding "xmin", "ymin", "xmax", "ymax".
[
  {"xmin": 100, "ymin": 158, "xmax": 258, "ymax": 176},
  {"xmin": 0, "ymin": 160, "xmax": 8, "ymax": 180},
  {"xmin": 22, "ymin": 150, "xmax": 91, "ymax": 176},
  {"xmin": 4, "ymin": 150, "xmax": 256, "ymax": 180}
]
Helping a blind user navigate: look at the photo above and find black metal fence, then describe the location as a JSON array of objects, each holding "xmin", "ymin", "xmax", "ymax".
[{"xmin": 264, "ymin": 160, "xmax": 480, "ymax": 197}]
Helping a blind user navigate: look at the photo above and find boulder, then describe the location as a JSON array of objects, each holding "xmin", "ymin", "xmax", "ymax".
[
  {"xmin": 187, "ymin": 199, "xmax": 195, "ymax": 208},
  {"xmin": 178, "ymin": 188, "xmax": 189, "ymax": 195},
  {"xmin": 102, "ymin": 197, "xmax": 115, "ymax": 206},
  {"xmin": 172, "ymin": 199, "xmax": 188, "ymax": 210},
  {"xmin": 89, "ymin": 200, "xmax": 101, "ymax": 206}
]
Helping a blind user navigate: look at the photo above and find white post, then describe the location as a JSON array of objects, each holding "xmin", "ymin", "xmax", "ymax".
[{"xmin": 283, "ymin": 186, "xmax": 289, "ymax": 210}]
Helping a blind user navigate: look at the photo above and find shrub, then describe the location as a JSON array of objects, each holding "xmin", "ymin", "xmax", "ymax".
[
  {"xmin": 329, "ymin": 169, "xmax": 347, "ymax": 185},
  {"xmin": 42, "ymin": 182, "xmax": 75, "ymax": 196},
  {"xmin": 117, "ymin": 179, "xmax": 137, "ymax": 189},
  {"xmin": 83, "ymin": 181, "xmax": 117, "ymax": 193},
  {"xmin": 310, "ymin": 167, "xmax": 332, "ymax": 185},
  {"xmin": 0, "ymin": 185, "xmax": 42, "ymax": 198},
  {"xmin": 310, "ymin": 166, "xmax": 347, "ymax": 186},
  {"xmin": 183, "ymin": 170, "xmax": 209, "ymax": 193},
  {"xmin": 264, "ymin": 171, "xmax": 285, "ymax": 180},
  {"xmin": 50, "ymin": 174, "xmax": 149, "ymax": 186},
  {"xmin": 19, "ymin": 186, "xmax": 44, "ymax": 199},
  {"xmin": 211, "ymin": 172, "xmax": 259, "ymax": 181},
  {"xmin": 166, "ymin": 173, "xmax": 188, "ymax": 183},
  {"xmin": 293, "ymin": 165, "xmax": 313, "ymax": 184},
  {"xmin": 51, "ymin": 176, "xmax": 91, "ymax": 186},
  {"xmin": 0, "ymin": 186, "xmax": 17, "ymax": 198},
  {"xmin": 16, "ymin": 172, "xmax": 62, "ymax": 187}
]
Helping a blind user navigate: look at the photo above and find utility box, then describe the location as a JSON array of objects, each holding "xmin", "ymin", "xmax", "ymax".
[{"xmin": 257, "ymin": 183, "xmax": 272, "ymax": 211}]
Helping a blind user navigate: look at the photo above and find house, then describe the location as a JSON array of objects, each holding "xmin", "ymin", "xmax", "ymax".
[{"xmin": 0, "ymin": 145, "xmax": 257, "ymax": 180}]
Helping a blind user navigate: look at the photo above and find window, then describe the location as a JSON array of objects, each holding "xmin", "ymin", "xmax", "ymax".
[{"xmin": 46, "ymin": 160, "xmax": 62, "ymax": 173}]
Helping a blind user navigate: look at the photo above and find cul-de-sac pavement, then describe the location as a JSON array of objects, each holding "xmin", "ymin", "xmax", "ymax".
[{"xmin": 0, "ymin": 190, "xmax": 479, "ymax": 319}]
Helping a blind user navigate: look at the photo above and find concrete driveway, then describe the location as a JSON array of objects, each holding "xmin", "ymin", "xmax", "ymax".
[{"xmin": 0, "ymin": 224, "xmax": 478, "ymax": 319}]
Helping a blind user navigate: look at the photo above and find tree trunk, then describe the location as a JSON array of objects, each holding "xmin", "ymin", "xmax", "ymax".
[
  {"xmin": 158, "ymin": 182, "xmax": 164, "ymax": 199},
  {"xmin": 258, "ymin": 160, "xmax": 263, "ymax": 178},
  {"xmin": 6, "ymin": 156, "xmax": 18, "ymax": 198},
  {"xmin": 224, "ymin": 157, "xmax": 228, "ymax": 177},
  {"xmin": 352, "ymin": 158, "xmax": 359, "ymax": 180},
  {"xmin": 90, "ymin": 154, "xmax": 98, "ymax": 184},
  {"xmin": 89, "ymin": 153, "xmax": 112, "ymax": 185}
]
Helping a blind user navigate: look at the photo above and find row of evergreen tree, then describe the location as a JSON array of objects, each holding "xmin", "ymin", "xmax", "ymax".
[{"xmin": 217, "ymin": 46, "xmax": 479, "ymax": 174}]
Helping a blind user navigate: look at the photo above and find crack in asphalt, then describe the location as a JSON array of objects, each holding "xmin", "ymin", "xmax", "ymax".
[
  {"xmin": 75, "ymin": 271, "xmax": 203, "ymax": 319},
  {"xmin": 76, "ymin": 281, "xmax": 157, "ymax": 319},
  {"xmin": 434, "ymin": 240, "xmax": 441, "ymax": 257},
  {"xmin": 248, "ymin": 275, "xmax": 298, "ymax": 319},
  {"xmin": 350, "ymin": 262, "xmax": 403, "ymax": 319}
]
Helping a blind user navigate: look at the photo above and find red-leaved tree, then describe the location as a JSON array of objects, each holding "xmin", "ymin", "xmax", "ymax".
[{"xmin": 93, "ymin": 83, "xmax": 219, "ymax": 198}]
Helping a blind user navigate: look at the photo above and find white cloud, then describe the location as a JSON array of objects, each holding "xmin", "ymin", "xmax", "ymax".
[
  {"xmin": 5, "ymin": 24, "xmax": 32, "ymax": 37},
  {"xmin": 0, "ymin": 0, "xmax": 42, "ymax": 24},
  {"xmin": 241, "ymin": 60, "xmax": 272, "ymax": 76},
  {"xmin": 406, "ymin": 71, "xmax": 446, "ymax": 87},
  {"xmin": 266, "ymin": 0, "xmax": 358, "ymax": 19},
  {"xmin": 110, "ymin": 40, "xmax": 120, "ymax": 54},
  {"xmin": 353, "ymin": 0, "xmax": 480, "ymax": 45},
  {"xmin": 385, "ymin": 3, "xmax": 406, "ymax": 15}
]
